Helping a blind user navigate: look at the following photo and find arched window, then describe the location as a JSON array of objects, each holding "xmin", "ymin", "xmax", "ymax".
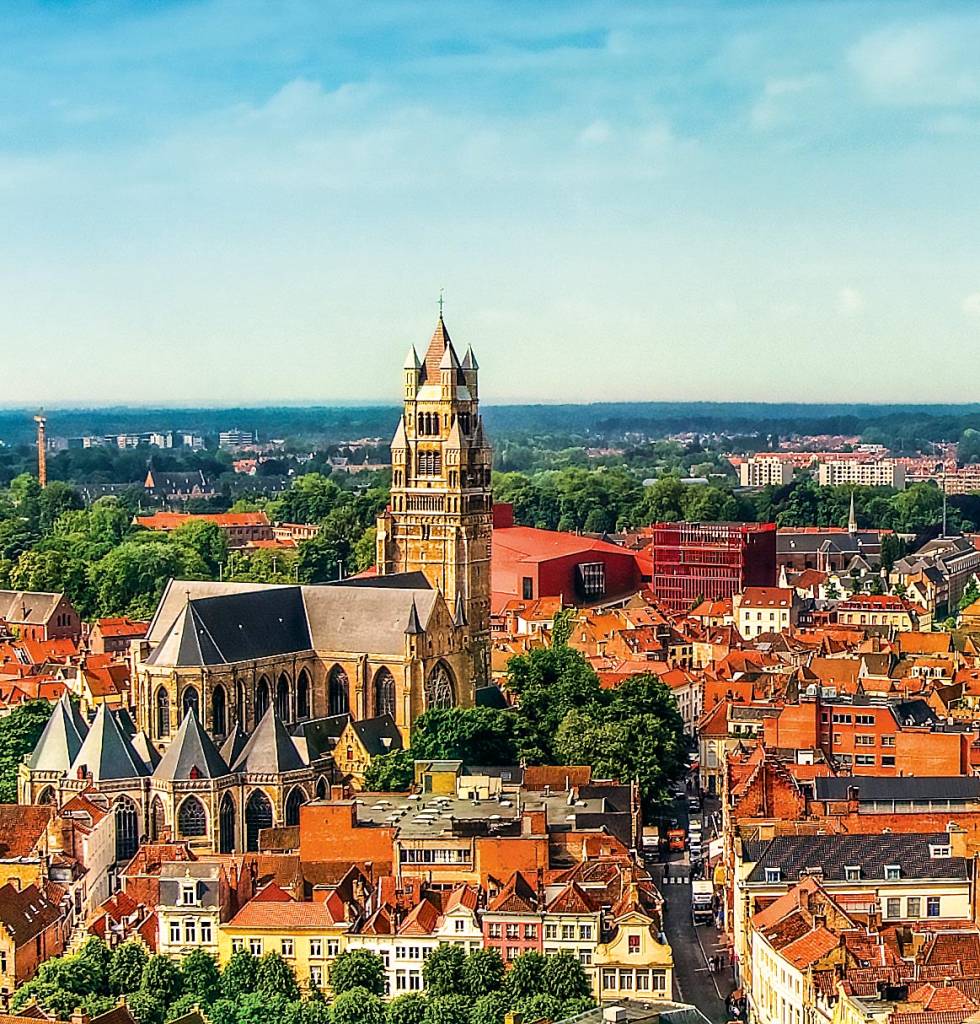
[
  {"xmin": 297, "ymin": 670, "xmax": 311, "ymax": 719},
  {"xmin": 177, "ymin": 796, "xmax": 207, "ymax": 838},
  {"xmin": 115, "ymin": 797, "xmax": 140, "ymax": 863},
  {"xmin": 328, "ymin": 666, "xmax": 350, "ymax": 717},
  {"xmin": 150, "ymin": 797, "xmax": 166, "ymax": 841},
  {"xmin": 219, "ymin": 793, "xmax": 236, "ymax": 855},
  {"xmin": 432, "ymin": 413, "xmax": 440, "ymax": 434},
  {"xmin": 424, "ymin": 662, "xmax": 456, "ymax": 710},
  {"xmin": 245, "ymin": 790, "xmax": 273, "ymax": 853},
  {"xmin": 212, "ymin": 685, "xmax": 227, "ymax": 736},
  {"xmin": 315, "ymin": 777, "xmax": 328, "ymax": 799},
  {"xmin": 374, "ymin": 668, "xmax": 396, "ymax": 719},
  {"xmin": 276, "ymin": 674, "xmax": 290, "ymax": 721},
  {"xmin": 37, "ymin": 786, "xmax": 55, "ymax": 805},
  {"xmin": 284, "ymin": 787, "xmax": 306, "ymax": 827},
  {"xmin": 255, "ymin": 677, "xmax": 270, "ymax": 720},
  {"xmin": 182, "ymin": 687, "xmax": 200, "ymax": 719},
  {"xmin": 235, "ymin": 681, "xmax": 245, "ymax": 720},
  {"xmin": 156, "ymin": 687, "xmax": 171, "ymax": 738}
]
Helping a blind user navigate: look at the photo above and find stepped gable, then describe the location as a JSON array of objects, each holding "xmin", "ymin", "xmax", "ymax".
[
  {"xmin": 27, "ymin": 692, "xmax": 88, "ymax": 771},
  {"xmin": 154, "ymin": 709, "xmax": 228, "ymax": 781},
  {"xmin": 70, "ymin": 704, "xmax": 149, "ymax": 781},
  {"xmin": 231, "ymin": 705, "xmax": 305, "ymax": 774}
]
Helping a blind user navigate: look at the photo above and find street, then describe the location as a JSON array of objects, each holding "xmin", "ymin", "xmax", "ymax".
[{"xmin": 648, "ymin": 792, "xmax": 734, "ymax": 1024}]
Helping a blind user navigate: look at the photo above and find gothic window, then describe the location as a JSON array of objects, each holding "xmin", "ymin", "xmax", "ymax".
[
  {"xmin": 432, "ymin": 413, "xmax": 440, "ymax": 433},
  {"xmin": 417, "ymin": 450, "xmax": 442, "ymax": 476},
  {"xmin": 315, "ymin": 777, "xmax": 328, "ymax": 799},
  {"xmin": 284, "ymin": 787, "xmax": 306, "ymax": 827},
  {"xmin": 178, "ymin": 796, "xmax": 207, "ymax": 838},
  {"xmin": 245, "ymin": 790, "xmax": 273, "ymax": 853},
  {"xmin": 276, "ymin": 674, "xmax": 290, "ymax": 721},
  {"xmin": 219, "ymin": 793, "xmax": 236, "ymax": 854},
  {"xmin": 255, "ymin": 676, "xmax": 270, "ymax": 720},
  {"xmin": 150, "ymin": 797, "xmax": 166, "ymax": 841},
  {"xmin": 115, "ymin": 797, "xmax": 140, "ymax": 863},
  {"xmin": 329, "ymin": 666, "xmax": 350, "ymax": 717},
  {"xmin": 156, "ymin": 687, "xmax": 171, "ymax": 738},
  {"xmin": 424, "ymin": 662, "xmax": 456, "ymax": 710},
  {"xmin": 212, "ymin": 685, "xmax": 227, "ymax": 735},
  {"xmin": 182, "ymin": 687, "xmax": 200, "ymax": 719},
  {"xmin": 297, "ymin": 670, "xmax": 311, "ymax": 719},
  {"xmin": 374, "ymin": 668, "xmax": 396, "ymax": 719},
  {"xmin": 37, "ymin": 786, "xmax": 55, "ymax": 805}
]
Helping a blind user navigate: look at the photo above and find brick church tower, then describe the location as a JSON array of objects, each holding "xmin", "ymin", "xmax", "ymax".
[{"xmin": 376, "ymin": 314, "xmax": 493, "ymax": 688}]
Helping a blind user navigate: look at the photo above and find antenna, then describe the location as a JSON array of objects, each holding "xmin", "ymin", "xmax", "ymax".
[{"xmin": 33, "ymin": 411, "xmax": 47, "ymax": 488}]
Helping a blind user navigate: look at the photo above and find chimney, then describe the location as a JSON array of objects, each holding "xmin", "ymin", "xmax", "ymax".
[{"xmin": 71, "ymin": 1013, "xmax": 90, "ymax": 1024}]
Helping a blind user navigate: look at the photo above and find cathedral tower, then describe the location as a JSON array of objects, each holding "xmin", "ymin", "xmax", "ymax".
[{"xmin": 376, "ymin": 314, "xmax": 492, "ymax": 687}]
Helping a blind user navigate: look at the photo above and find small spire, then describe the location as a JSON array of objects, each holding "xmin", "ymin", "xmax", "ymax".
[
  {"xmin": 461, "ymin": 344, "xmax": 479, "ymax": 371},
  {"xmin": 439, "ymin": 342, "xmax": 461, "ymax": 371},
  {"xmin": 403, "ymin": 345, "xmax": 421, "ymax": 370},
  {"xmin": 848, "ymin": 491, "xmax": 857, "ymax": 534},
  {"xmin": 453, "ymin": 592, "xmax": 468, "ymax": 628},
  {"xmin": 405, "ymin": 598, "xmax": 423, "ymax": 635}
]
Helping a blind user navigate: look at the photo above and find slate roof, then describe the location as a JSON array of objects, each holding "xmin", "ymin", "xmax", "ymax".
[
  {"xmin": 145, "ymin": 576, "xmax": 440, "ymax": 667},
  {"xmin": 154, "ymin": 709, "xmax": 229, "ymax": 780},
  {"xmin": 231, "ymin": 706, "xmax": 305, "ymax": 774},
  {"xmin": 746, "ymin": 833, "xmax": 970, "ymax": 883},
  {"xmin": 219, "ymin": 721, "xmax": 249, "ymax": 766},
  {"xmin": 814, "ymin": 776, "xmax": 980, "ymax": 803},
  {"xmin": 69, "ymin": 704, "xmax": 150, "ymax": 781},
  {"xmin": 27, "ymin": 692, "xmax": 88, "ymax": 771},
  {"xmin": 0, "ymin": 590, "xmax": 65, "ymax": 626},
  {"xmin": 288, "ymin": 715, "xmax": 349, "ymax": 761},
  {"xmin": 350, "ymin": 715, "xmax": 403, "ymax": 757},
  {"xmin": 130, "ymin": 732, "xmax": 162, "ymax": 771}
]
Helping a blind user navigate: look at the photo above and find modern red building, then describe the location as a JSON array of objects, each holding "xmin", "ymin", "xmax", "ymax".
[
  {"xmin": 492, "ymin": 504, "xmax": 641, "ymax": 612},
  {"xmin": 649, "ymin": 521, "xmax": 776, "ymax": 613}
]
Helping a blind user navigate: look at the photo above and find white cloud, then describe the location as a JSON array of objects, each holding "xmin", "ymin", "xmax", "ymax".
[
  {"xmin": 963, "ymin": 293, "xmax": 980, "ymax": 317},
  {"xmin": 750, "ymin": 75, "xmax": 822, "ymax": 130},
  {"xmin": 578, "ymin": 119, "xmax": 612, "ymax": 145},
  {"xmin": 837, "ymin": 287, "xmax": 864, "ymax": 315},
  {"xmin": 849, "ymin": 19, "xmax": 980, "ymax": 106}
]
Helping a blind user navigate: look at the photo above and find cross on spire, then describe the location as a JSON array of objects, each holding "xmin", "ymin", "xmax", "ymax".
[{"xmin": 438, "ymin": 288, "xmax": 445, "ymax": 318}]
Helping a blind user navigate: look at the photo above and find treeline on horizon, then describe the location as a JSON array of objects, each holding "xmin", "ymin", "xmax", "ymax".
[{"xmin": 4, "ymin": 401, "xmax": 980, "ymax": 447}]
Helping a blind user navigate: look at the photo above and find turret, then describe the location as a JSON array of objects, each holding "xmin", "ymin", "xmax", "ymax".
[
  {"xmin": 461, "ymin": 345, "xmax": 479, "ymax": 401},
  {"xmin": 403, "ymin": 346, "xmax": 421, "ymax": 399}
]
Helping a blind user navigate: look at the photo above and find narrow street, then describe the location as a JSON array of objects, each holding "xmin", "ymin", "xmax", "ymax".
[{"xmin": 649, "ymin": 793, "xmax": 735, "ymax": 1024}]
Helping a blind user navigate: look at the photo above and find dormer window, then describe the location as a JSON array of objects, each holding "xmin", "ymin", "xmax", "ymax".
[
  {"xmin": 844, "ymin": 866, "xmax": 861, "ymax": 881},
  {"xmin": 765, "ymin": 867, "xmax": 781, "ymax": 883},
  {"xmin": 884, "ymin": 865, "xmax": 901, "ymax": 880},
  {"xmin": 930, "ymin": 844, "xmax": 951, "ymax": 859},
  {"xmin": 181, "ymin": 883, "xmax": 197, "ymax": 906}
]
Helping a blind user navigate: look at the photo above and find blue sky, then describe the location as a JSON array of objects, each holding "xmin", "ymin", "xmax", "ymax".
[{"xmin": 3, "ymin": 0, "xmax": 980, "ymax": 405}]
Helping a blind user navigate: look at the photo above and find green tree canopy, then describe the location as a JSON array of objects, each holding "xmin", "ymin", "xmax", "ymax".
[{"xmin": 328, "ymin": 950, "xmax": 386, "ymax": 998}]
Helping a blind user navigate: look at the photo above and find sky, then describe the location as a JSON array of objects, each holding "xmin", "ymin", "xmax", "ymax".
[{"xmin": 3, "ymin": 0, "xmax": 980, "ymax": 406}]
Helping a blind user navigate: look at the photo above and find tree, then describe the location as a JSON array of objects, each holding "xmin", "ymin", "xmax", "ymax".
[
  {"xmin": 328, "ymin": 950, "xmax": 386, "ymax": 997},
  {"xmin": 960, "ymin": 577, "xmax": 980, "ymax": 612},
  {"xmin": 0, "ymin": 699, "xmax": 53, "ymax": 801},
  {"xmin": 541, "ymin": 951, "xmax": 591, "ymax": 1001},
  {"xmin": 385, "ymin": 993, "xmax": 428, "ymax": 1024},
  {"xmin": 362, "ymin": 747, "xmax": 414, "ymax": 792},
  {"xmin": 256, "ymin": 952, "xmax": 300, "ymax": 1002},
  {"xmin": 421, "ymin": 995, "xmax": 473, "ymax": 1024},
  {"xmin": 172, "ymin": 520, "xmax": 228, "ymax": 575},
  {"xmin": 461, "ymin": 949, "xmax": 504, "ymax": 999},
  {"xmin": 421, "ymin": 944, "xmax": 466, "ymax": 998},
  {"xmin": 470, "ymin": 992, "xmax": 508, "ymax": 1024},
  {"xmin": 504, "ymin": 952, "xmax": 546, "ymax": 1000},
  {"xmin": 109, "ymin": 941, "xmax": 149, "ymax": 994},
  {"xmin": 411, "ymin": 709, "xmax": 518, "ymax": 765},
  {"xmin": 222, "ymin": 949, "xmax": 259, "ymax": 999},
  {"xmin": 205, "ymin": 998, "xmax": 240, "ymax": 1024},
  {"xmin": 77, "ymin": 937, "xmax": 110, "ymax": 992},
  {"xmin": 513, "ymin": 994, "xmax": 563, "ymax": 1021},
  {"xmin": 141, "ymin": 954, "xmax": 182, "ymax": 1008},
  {"xmin": 180, "ymin": 948, "xmax": 221, "ymax": 1005},
  {"xmin": 127, "ymin": 991, "xmax": 166, "ymax": 1024},
  {"xmin": 329, "ymin": 988, "xmax": 385, "ymax": 1024}
]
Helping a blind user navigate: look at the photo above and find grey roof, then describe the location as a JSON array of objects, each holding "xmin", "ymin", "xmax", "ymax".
[
  {"xmin": 893, "ymin": 698, "xmax": 938, "ymax": 727},
  {"xmin": 814, "ymin": 776, "xmax": 980, "ymax": 803},
  {"xmin": 113, "ymin": 708, "xmax": 138, "ymax": 736},
  {"xmin": 746, "ymin": 832, "xmax": 970, "ymax": 883},
  {"xmin": 219, "ymin": 721, "xmax": 249, "ymax": 766},
  {"xmin": 350, "ymin": 714, "xmax": 403, "ymax": 757},
  {"xmin": 558, "ymin": 1000, "xmax": 711, "ymax": 1024},
  {"xmin": 154, "ymin": 709, "xmax": 229, "ymax": 780},
  {"xmin": 130, "ymin": 731, "xmax": 162, "ymax": 771},
  {"xmin": 475, "ymin": 685, "xmax": 508, "ymax": 709},
  {"xmin": 289, "ymin": 714, "xmax": 350, "ymax": 760},
  {"xmin": 145, "ymin": 576, "xmax": 439, "ymax": 668},
  {"xmin": 27, "ymin": 693, "xmax": 88, "ymax": 771},
  {"xmin": 70, "ymin": 704, "xmax": 150, "ymax": 781},
  {"xmin": 231, "ymin": 706, "xmax": 305, "ymax": 773},
  {"xmin": 0, "ymin": 590, "xmax": 65, "ymax": 626}
]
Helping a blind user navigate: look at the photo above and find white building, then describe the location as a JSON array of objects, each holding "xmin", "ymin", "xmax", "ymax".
[
  {"xmin": 816, "ymin": 459, "xmax": 906, "ymax": 489},
  {"xmin": 733, "ymin": 587, "xmax": 797, "ymax": 639},
  {"xmin": 739, "ymin": 458, "xmax": 795, "ymax": 488}
]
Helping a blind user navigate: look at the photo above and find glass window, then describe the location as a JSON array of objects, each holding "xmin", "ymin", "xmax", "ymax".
[
  {"xmin": 906, "ymin": 897, "xmax": 921, "ymax": 918},
  {"xmin": 628, "ymin": 934, "xmax": 640, "ymax": 954},
  {"xmin": 544, "ymin": 924, "xmax": 557, "ymax": 939},
  {"xmin": 184, "ymin": 920, "xmax": 196, "ymax": 944},
  {"xmin": 927, "ymin": 897, "xmax": 941, "ymax": 917},
  {"xmin": 169, "ymin": 921, "xmax": 181, "ymax": 944},
  {"xmin": 232, "ymin": 938, "xmax": 244, "ymax": 953},
  {"xmin": 327, "ymin": 940, "xmax": 340, "ymax": 957},
  {"xmin": 281, "ymin": 939, "xmax": 294, "ymax": 957},
  {"xmin": 310, "ymin": 966, "xmax": 322, "ymax": 988},
  {"xmin": 200, "ymin": 920, "xmax": 212, "ymax": 944},
  {"xmin": 886, "ymin": 898, "xmax": 901, "ymax": 918},
  {"xmin": 310, "ymin": 939, "xmax": 322, "ymax": 958},
  {"xmin": 602, "ymin": 969, "xmax": 616, "ymax": 991},
  {"xmin": 249, "ymin": 939, "xmax": 263, "ymax": 956}
]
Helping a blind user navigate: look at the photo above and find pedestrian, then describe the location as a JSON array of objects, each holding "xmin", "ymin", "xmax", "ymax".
[{"xmin": 707, "ymin": 955, "xmax": 716, "ymax": 973}]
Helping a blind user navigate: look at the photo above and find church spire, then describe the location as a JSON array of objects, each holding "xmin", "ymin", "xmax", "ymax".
[{"xmin": 848, "ymin": 491, "xmax": 857, "ymax": 534}]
